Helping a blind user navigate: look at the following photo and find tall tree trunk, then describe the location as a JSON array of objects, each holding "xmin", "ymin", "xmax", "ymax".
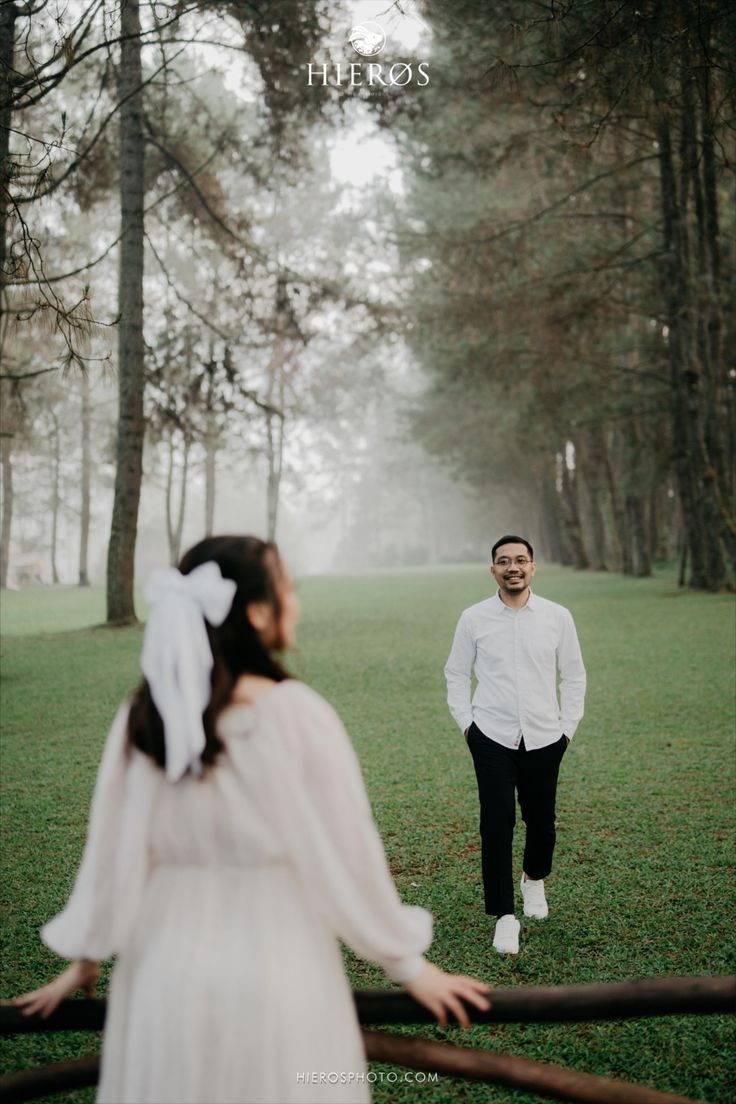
[
  {"xmin": 165, "ymin": 434, "xmax": 175, "ymax": 565},
  {"xmin": 204, "ymin": 412, "xmax": 217, "ymax": 537},
  {"xmin": 106, "ymin": 0, "xmax": 145, "ymax": 623},
  {"xmin": 165, "ymin": 433, "xmax": 189, "ymax": 566},
  {"xmin": 0, "ymin": 433, "xmax": 12, "ymax": 587},
  {"xmin": 265, "ymin": 335, "xmax": 287, "ymax": 543},
  {"xmin": 603, "ymin": 432, "xmax": 630, "ymax": 574},
  {"xmin": 654, "ymin": 16, "xmax": 733, "ymax": 590},
  {"xmin": 79, "ymin": 374, "xmax": 91, "ymax": 585},
  {"xmin": 620, "ymin": 409, "xmax": 652, "ymax": 579},
  {"xmin": 625, "ymin": 493, "xmax": 651, "ymax": 577},
  {"xmin": 657, "ymin": 114, "xmax": 712, "ymax": 589},
  {"xmin": 648, "ymin": 486, "xmax": 667, "ymax": 565},
  {"xmin": 559, "ymin": 451, "xmax": 589, "ymax": 570},
  {"xmin": 677, "ymin": 498, "xmax": 688, "ymax": 587},
  {"xmin": 266, "ymin": 406, "xmax": 284, "ymax": 543},
  {"xmin": 691, "ymin": 57, "xmax": 736, "ymax": 576},
  {"xmin": 536, "ymin": 461, "xmax": 563, "ymax": 564},
  {"xmin": 204, "ymin": 429, "xmax": 217, "ymax": 538},
  {"xmin": 577, "ymin": 429, "xmax": 608, "ymax": 571},
  {"xmin": 0, "ymin": 1, "xmax": 17, "ymax": 353},
  {"xmin": 176, "ymin": 442, "xmax": 189, "ymax": 562},
  {"xmin": 50, "ymin": 411, "xmax": 61, "ymax": 584},
  {"xmin": 702, "ymin": 60, "xmax": 736, "ymax": 528}
]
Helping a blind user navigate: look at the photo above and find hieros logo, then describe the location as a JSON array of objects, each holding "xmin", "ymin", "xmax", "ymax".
[
  {"xmin": 306, "ymin": 14, "xmax": 429, "ymax": 89},
  {"xmin": 348, "ymin": 21, "xmax": 386, "ymax": 57}
]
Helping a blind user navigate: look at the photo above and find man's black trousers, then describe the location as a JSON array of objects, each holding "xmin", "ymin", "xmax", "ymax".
[{"xmin": 466, "ymin": 723, "xmax": 568, "ymax": 918}]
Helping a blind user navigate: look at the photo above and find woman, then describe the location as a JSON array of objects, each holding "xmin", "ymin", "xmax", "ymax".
[{"xmin": 16, "ymin": 536, "xmax": 490, "ymax": 1103}]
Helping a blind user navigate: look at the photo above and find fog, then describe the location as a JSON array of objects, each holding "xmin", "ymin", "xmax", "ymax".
[{"xmin": 5, "ymin": 361, "xmax": 520, "ymax": 585}]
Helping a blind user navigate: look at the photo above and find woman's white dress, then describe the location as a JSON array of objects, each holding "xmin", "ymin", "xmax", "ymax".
[{"xmin": 42, "ymin": 681, "xmax": 432, "ymax": 1104}]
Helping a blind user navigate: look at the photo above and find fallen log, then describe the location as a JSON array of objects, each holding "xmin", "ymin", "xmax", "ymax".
[
  {"xmin": 2, "ymin": 975, "xmax": 733, "ymax": 1036},
  {"xmin": 0, "ymin": 1057, "xmax": 99, "ymax": 1104},
  {"xmin": 363, "ymin": 1032, "xmax": 702, "ymax": 1104},
  {"xmin": 356, "ymin": 975, "xmax": 736, "ymax": 1025},
  {"xmin": 0, "ymin": 1035, "xmax": 707, "ymax": 1104}
]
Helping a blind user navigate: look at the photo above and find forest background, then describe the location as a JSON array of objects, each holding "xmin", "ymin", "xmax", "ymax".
[{"xmin": 0, "ymin": 0, "xmax": 734, "ymax": 616}]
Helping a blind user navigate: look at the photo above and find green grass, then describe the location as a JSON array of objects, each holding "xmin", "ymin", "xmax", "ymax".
[
  {"xmin": 0, "ymin": 585, "xmax": 110, "ymax": 636},
  {"xmin": 1, "ymin": 565, "xmax": 734, "ymax": 1103}
]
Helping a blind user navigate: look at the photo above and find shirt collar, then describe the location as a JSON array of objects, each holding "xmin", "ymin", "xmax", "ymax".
[{"xmin": 494, "ymin": 588, "xmax": 537, "ymax": 612}]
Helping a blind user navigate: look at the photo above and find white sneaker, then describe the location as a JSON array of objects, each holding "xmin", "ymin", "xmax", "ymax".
[
  {"xmin": 521, "ymin": 874, "xmax": 548, "ymax": 919},
  {"xmin": 493, "ymin": 914, "xmax": 520, "ymax": 954}
]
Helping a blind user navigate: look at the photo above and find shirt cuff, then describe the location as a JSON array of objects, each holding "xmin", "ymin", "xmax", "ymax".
[
  {"xmin": 382, "ymin": 954, "xmax": 426, "ymax": 985},
  {"xmin": 457, "ymin": 716, "xmax": 473, "ymax": 733},
  {"xmin": 560, "ymin": 721, "xmax": 579, "ymax": 739}
]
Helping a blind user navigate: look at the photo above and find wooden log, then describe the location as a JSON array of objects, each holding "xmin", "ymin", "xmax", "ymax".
[
  {"xmin": 0, "ymin": 1057, "xmax": 99, "ymax": 1104},
  {"xmin": 355, "ymin": 975, "xmax": 736, "ymax": 1025},
  {"xmin": 0, "ymin": 1037, "xmax": 706, "ymax": 1104},
  {"xmin": 1, "ymin": 976, "xmax": 734, "ymax": 1037},
  {"xmin": 363, "ymin": 1032, "xmax": 702, "ymax": 1104},
  {"xmin": 0, "ymin": 999, "xmax": 106, "ymax": 1035}
]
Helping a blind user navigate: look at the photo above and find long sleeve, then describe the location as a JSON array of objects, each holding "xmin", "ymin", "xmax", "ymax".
[
  {"xmin": 444, "ymin": 612, "xmax": 475, "ymax": 732},
  {"xmin": 557, "ymin": 610, "xmax": 586, "ymax": 739},
  {"xmin": 265, "ymin": 685, "xmax": 432, "ymax": 984},
  {"xmin": 42, "ymin": 704, "xmax": 159, "ymax": 961}
]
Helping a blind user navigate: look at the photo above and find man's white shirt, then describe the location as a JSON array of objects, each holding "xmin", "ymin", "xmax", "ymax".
[{"xmin": 444, "ymin": 590, "xmax": 586, "ymax": 749}]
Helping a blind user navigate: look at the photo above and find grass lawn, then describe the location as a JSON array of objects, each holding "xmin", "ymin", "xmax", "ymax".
[
  {"xmin": 0, "ymin": 584, "xmax": 143, "ymax": 637},
  {"xmin": 1, "ymin": 585, "xmax": 109, "ymax": 637},
  {"xmin": 1, "ymin": 564, "xmax": 734, "ymax": 1103}
]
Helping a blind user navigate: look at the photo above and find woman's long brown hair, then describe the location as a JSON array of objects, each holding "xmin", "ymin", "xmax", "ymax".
[{"xmin": 128, "ymin": 536, "xmax": 289, "ymax": 772}]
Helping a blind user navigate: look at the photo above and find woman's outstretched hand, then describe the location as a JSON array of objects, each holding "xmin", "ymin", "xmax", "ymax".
[
  {"xmin": 13, "ymin": 959, "xmax": 99, "ymax": 1019},
  {"xmin": 404, "ymin": 961, "xmax": 491, "ymax": 1028}
]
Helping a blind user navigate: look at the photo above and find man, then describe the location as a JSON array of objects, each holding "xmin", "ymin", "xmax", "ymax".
[{"xmin": 444, "ymin": 535, "xmax": 586, "ymax": 955}]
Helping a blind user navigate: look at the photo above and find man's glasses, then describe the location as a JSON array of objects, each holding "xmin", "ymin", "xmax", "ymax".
[{"xmin": 494, "ymin": 557, "xmax": 531, "ymax": 567}]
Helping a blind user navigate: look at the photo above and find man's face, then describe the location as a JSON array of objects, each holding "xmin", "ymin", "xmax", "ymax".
[{"xmin": 491, "ymin": 543, "xmax": 536, "ymax": 595}]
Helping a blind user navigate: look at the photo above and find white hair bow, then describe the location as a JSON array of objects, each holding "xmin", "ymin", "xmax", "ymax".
[{"xmin": 141, "ymin": 562, "xmax": 237, "ymax": 782}]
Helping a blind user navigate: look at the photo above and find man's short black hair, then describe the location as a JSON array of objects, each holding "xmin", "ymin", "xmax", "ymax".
[{"xmin": 491, "ymin": 535, "xmax": 534, "ymax": 562}]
